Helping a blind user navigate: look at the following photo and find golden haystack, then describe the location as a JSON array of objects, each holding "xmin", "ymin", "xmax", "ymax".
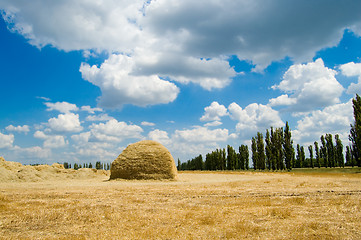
[{"xmin": 110, "ymin": 140, "xmax": 177, "ymax": 180}]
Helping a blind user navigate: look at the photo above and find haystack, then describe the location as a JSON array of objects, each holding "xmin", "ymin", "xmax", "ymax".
[{"xmin": 110, "ymin": 140, "xmax": 177, "ymax": 180}]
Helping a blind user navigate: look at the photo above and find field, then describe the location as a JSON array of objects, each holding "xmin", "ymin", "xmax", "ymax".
[{"xmin": 0, "ymin": 170, "xmax": 360, "ymax": 239}]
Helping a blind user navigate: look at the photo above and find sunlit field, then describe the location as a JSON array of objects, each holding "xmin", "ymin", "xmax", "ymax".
[{"xmin": 1, "ymin": 170, "xmax": 360, "ymax": 239}]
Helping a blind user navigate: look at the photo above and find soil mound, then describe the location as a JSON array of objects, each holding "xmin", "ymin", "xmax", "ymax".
[
  {"xmin": 110, "ymin": 140, "xmax": 177, "ymax": 180},
  {"xmin": 0, "ymin": 156, "xmax": 109, "ymax": 182}
]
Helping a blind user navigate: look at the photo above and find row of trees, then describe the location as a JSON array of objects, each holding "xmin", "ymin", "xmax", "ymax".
[
  {"xmin": 180, "ymin": 94, "xmax": 361, "ymax": 170},
  {"xmin": 251, "ymin": 122, "xmax": 294, "ymax": 171},
  {"xmin": 177, "ymin": 145, "xmax": 250, "ymax": 171},
  {"xmin": 63, "ymin": 161, "xmax": 111, "ymax": 170}
]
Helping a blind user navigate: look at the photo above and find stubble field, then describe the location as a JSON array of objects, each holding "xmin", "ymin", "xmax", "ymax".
[{"xmin": 0, "ymin": 171, "xmax": 360, "ymax": 239}]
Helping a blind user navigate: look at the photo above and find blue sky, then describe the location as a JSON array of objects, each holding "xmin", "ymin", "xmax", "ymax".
[{"xmin": 1, "ymin": 0, "xmax": 361, "ymax": 165}]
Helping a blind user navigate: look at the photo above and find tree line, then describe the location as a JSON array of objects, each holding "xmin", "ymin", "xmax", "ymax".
[
  {"xmin": 63, "ymin": 161, "xmax": 111, "ymax": 170},
  {"xmin": 179, "ymin": 94, "xmax": 361, "ymax": 171}
]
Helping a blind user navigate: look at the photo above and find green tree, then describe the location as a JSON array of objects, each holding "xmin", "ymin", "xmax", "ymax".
[
  {"xmin": 265, "ymin": 129, "xmax": 272, "ymax": 170},
  {"xmin": 177, "ymin": 159, "xmax": 181, "ymax": 171},
  {"xmin": 283, "ymin": 122, "xmax": 294, "ymax": 171},
  {"xmin": 63, "ymin": 162, "xmax": 69, "ymax": 169},
  {"xmin": 335, "ymin": 134, "xmax": 344, "ymax": 168},
  {"xmin": 349, "ymin": 94, "xmax": 361, "ymax": 166},
  {"xmin": 325, "ymin": 134, "xmax": 335, "ymax": 167},
  {"xmin": 320, "ymin": 135, "xmax": 328, "ymax": 167},
  {"xmin": 314, "ymin": 141, "xmax": 321, "ymax": 168},
  {"xmin": 308, "ymin": 145, "xmax": 314, "ymax": 168},
  {"xmin": 300, "ymin": 146, "xmax": 305, "ymax": 168},
  {"xmin": 345, "ymin": 145, "xmax": 354, "ymax": 167},
  {"xmin": 256, "ymin": 132, "xmax": 266, "ymax": 170},
  {"xmin": 239, "ymin": 145, "xmax": 249, "ymax": 170},
  {"xmin": 251, "ymin": 137, "xmax": 258, "ymax": 170},
  {"xmin": 95, "ymin": 161, "xmax": 102, "ymax": 170},
  {"xmin": 227, "ymin": 145, "xmax": 237, "ymax": 170}
]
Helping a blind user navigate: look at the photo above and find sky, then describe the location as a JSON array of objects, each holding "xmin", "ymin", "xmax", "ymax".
[{"xmin": 1, "ymin": 0, "xmax": 361, "ymax": 165}]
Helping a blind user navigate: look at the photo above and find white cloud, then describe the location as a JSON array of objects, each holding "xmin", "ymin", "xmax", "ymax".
[
  {"xmin": 0, "ymin": 132, "xmax": 14, "ymax": 149},
  {"xmin": 143, "ymin": 0, "xmax": 361, "ymax": 71},
  {"xmin": 204, "ymin": 121, "xmax": 223, "ymax": 127},
  {"xmin": 34, "ymin": 131, "xmax": 68, "ymax": 148},
  {"xmin": 173, "ymin": 126, "xmax": 231, "ymax": 143},
  {"xmin": 71, "ymin": 132, "xmax": 91, "ymax": 145},
  {"xmin": 89, "ymin": 119, "xmax": 143, "ymax": 142},
  {"xmin": 48, "ymin": 113, "xmax": 83, "ymax": 132},
  {"xmin": 293, "ymin": 99, "xmax": 353, "ymax": 146},
  {"xmin": 80, "ymin": 105, "xmax": 103, "ymax": 114},
  {"xmin": 85, "ymin": 113, "xmax": 114, "ymax": 122},
  {"xmin": 12, "ymin": 145, "xmax": 51, "ymax": 159},
  {"xmin": 45, "ymin": 101, "xmax": 79, "ymax": 113},
  {"xmin": 80, "ymin": 54, "xmax": 180, "ymax": 108},
  {"xmin": 200, "ymin": 101, "xmax": 228, "ymax": 122},
  {"xmin": 5, "ymin": 125, "xmax": 30, "ymax": 134},
  {"xmin": 141, "ymin": 121, "xmax": 155, "ymax": 127},
  {"xmin": 2, "ymin": 0, "xmax": 361, "ymax": 83},
  {"xmin": 339, "ymin": 61, "xmax": 361, "ymax": 95},
  {"xmin": 0, "ymin": 0, "xmax": 144, "ymax": 51},
  {"xmin": 270, "ymin": 59, "xmax": 344, "ymax": 112},
  {"xmin": 228, "ymin": 102, "xmax": 284, "ymax": 137},
  {"xmin": 148, "ymin": 129, "xmax": 171, "ymax": 145},
  {"xmin": 134, "ymin": 53, "xmax": 236, "ymax": 90}
]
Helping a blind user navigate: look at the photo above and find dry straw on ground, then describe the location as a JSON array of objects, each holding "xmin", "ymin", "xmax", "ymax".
[
  {"xmin": 0, "ymin": 157, "xmax": 360, "ymax": 239},
  {"xmin": 0, "ymin": 156, "xmax": 108, "ymax": 182},
  {"xmin": 110, "ymin": 140, "xmax": 178, "ymax": 180}
]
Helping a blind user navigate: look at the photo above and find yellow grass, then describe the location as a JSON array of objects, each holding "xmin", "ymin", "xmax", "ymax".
[{"xmin": 0, "ymin": 171, "xmax": 360, "ymax": 239}]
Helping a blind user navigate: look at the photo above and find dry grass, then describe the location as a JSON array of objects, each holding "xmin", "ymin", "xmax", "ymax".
[{"xmin": 0, "ymin": 171, "xmax": 360, "ymax": 239}]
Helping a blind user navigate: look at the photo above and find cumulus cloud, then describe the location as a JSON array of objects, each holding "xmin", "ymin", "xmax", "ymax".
[
  {"xmin": 80, "ymin": 54, "xmax": 180, "ymax": 108},
  {"xmin": 12, "ymin": 145, "xmax": 51, "ymax": 159},
  {"xmin": 80, "ymin": 105, "xmax": 103, "ymax": 114},
  {"xmin": 34, "ymin": 131, "xmax": 68, "ymax": 149},
  {"xmin": 141, "ymin": 121, "xmax": 155, "ymax": 127},
  {"xmin": 270, "ymin": 59, "xmax": 344, "ymax": 112},
  {"xmin": 85, "ymin": 113, "xmax": 114, "ymax": 122},
  {"xmin": 228, "ymin": 102, "xmax": 284, "ymax": 137},
  {"xmin": 5, "ymin": 125, "xmax": 30, "ymax": 134},
  {"xmin": 144, "ymin": 0, "xmax": 361, "ymax": 71},
  {"xmin": 2, "ymin": 0, "xmax": 361, "ymax": 97},
  {"xmin": 293, "ymin": 99, "xmax": 353, "ymax": 146},
  {"xmin": 89, "ymin": 119, "xmax": 143, "ymax": 142},
  {"xmin": 173, "ymin": 126, "xmax": 232, "ymax": 143},
  {"xmin": 48, "ymin": 113, "xmax": 83, "ymax": 132},
  {"xmin": 0, "ymin": 0, "xmax": 144, "ymax": 51},
  {"xmin": 148, "ymin": 129, "xmax": 171, "ymax": 145},
  {"xmin": 200, "ymin": 101, "xmax": 228, "ymax": 122},
  {"xmin": 0, "ymin": 132, "xmax": 14, "ymax": 149},
  {"xmin": 339, "ymin": 62, "xmax": 361, "ymax": 95},
  {"xmin": 45, "ymin": 101, "xmax": 79, "ymax": 113},
  {"xmin": 134, "ymin": 53, "xmax": 236, "ymax": 90}
]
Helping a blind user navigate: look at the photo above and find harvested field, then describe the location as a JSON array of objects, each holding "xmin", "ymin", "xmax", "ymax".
[{"xmin": 0, "ymin": 170, "xmax": 360, "ymax": 239}]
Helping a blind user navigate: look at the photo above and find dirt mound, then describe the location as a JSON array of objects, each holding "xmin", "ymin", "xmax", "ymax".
[
  {"xmin": 110, "ymin": 140, "xmax": 177, "ymax": 180},
  {"xmin": 0, "ymin": 156, "xmax": 109, "ymax": 182}
]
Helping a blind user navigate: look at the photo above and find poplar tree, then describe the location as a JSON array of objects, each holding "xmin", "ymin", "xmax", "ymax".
[
  {"xmin": 335, "ymin": 134, "xmax": 344, "ymax": 168},
  {"xmin": 251, "ymin": 137, "xmax": 258, "ymax": 170},
  {"xmin": 308, "ymin": 145, "xmax": 314, "ymax": 168},
  {"xmin": 265, "ymin": 129, "xmax": 272, "ymax": 170},
  {"xmin": 349, "ymin": 94, "xmax": 361, "ymax": 166},
  {"xmin": 325, "ymin": 134, "xmax": 335, "ymax": 167},
  {"xmin": 256, "ymin": 132, "xmax": 266, "ymax": 170},
  {"xmin": 239, "ymin": 145, "xmax": 249, "ymax": 170},
  {"xmin": 314, "ymin": 141, "xmax": 321, "ymax": 168},
  {"xmin": 300, "ymin": 146, "xmax": 305, "ymax": 168},
  {"xmin": 295, "ymin": 144, "xmax": 301, "ymax": 168},
  {"xmin": 283, "ymin": 122, "xmax": 294, "ymax": 170},
  {"xmin": 320, "ymin": 135, "xmax": 328, "ymax": 167}
]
